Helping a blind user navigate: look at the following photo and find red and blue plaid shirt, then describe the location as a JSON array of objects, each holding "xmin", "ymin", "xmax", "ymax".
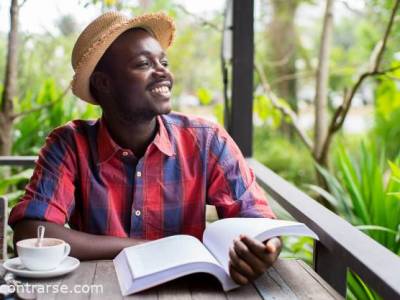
[{"xmin": 9, "ymin": 112, "xmax": 275, "ymax": 240}]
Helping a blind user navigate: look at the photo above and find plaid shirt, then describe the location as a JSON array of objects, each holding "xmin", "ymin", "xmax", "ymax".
[{"xmin": 9, "ymin": 112, "xmax": 275, "ymax": 240}]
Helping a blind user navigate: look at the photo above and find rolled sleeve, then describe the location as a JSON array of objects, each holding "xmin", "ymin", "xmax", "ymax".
[
  {"xmin": 8, "ymin": 130, "xmax": 76, "ymax": 227},
  {"xmin": 206, "ymin": 126, "xmax": 275, "ymax": 219}
]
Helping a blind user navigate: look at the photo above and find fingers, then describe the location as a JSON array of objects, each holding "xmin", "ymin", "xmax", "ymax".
[
  {"xmin": 229, "ymin": 245, "xmax": 261, "ymax": 279},
  {"xmin": 264, "ymin": 237, "xmax": 283, "ymax": 257},
  {"xmin": 228, "ymin": 235, "xmax": 283, "ymax": 285},
  {"xmin": 240, "ymin": 235, "xmax": 269, "ymax": 259},
  {"xmin": 265, "ymin": 237, "xmax": 282, "ymax": 250},
  {"xmin": 240, "ymin": 235, "xmax": 281, "ymax": 266},
  {"xmin": 232, "ymin": 239, "xmax": 266, "ymax": 274},
  {"xmin": 228, "ymin": 238, "xmax": 268, "ymax": 284},
  {"xmin": 229, "ymin": 262, "xmax": 249, "ymax": 285}
]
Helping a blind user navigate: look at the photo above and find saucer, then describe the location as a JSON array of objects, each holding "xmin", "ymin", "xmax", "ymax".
[{"xmin": 3, "ymin": 256, "xmax": 80, "ymax": 278}]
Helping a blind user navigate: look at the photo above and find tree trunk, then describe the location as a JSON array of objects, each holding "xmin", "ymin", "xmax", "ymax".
[
  {"xmin": 314, "ymin": 0, "xmax": 334, "ymax": 162},
  {"xmin": 313, "ymin": 0, "xmax": 334, "ymax": 206},
  {"xmin": 0, "ymin": 0, "xmax": 19, "ymax": 156},
  {"xmin": 268, "ymin": 0, "xmax": 299, "ymax": 137}
]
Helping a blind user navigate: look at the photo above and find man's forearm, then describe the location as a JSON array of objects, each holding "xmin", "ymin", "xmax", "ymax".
[{"xmin": 13, "ymin": 220, "xmax": 145, "ymax": 260}]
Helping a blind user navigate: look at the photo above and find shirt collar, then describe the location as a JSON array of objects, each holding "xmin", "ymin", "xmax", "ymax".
[
  {"xmin": 153, "ymin": 115, "xmax": 175, "ymax": 157},
  {"xmin": 97, "ymin": 117, "xmax": 121, "ymax": 164},
  {"xmin": 97, "ymin": 116, "xmax": 175, "ymax": 164}
]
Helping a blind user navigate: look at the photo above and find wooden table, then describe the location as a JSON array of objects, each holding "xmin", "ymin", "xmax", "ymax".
[{"xmin": 3, "ymin": 259, "xmax": 342, "ymax": 300}]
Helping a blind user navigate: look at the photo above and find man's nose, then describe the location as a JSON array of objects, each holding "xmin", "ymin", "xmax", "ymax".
[{"xmin": 152, "ymin": 62, "xmax": 169, "ymax": 78}]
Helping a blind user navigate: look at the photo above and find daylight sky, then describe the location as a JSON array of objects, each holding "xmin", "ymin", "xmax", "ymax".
[
  {"xmin": 0, "ymin": 0, "xmax": 225, "ymax": 34},
  {"xmin": 0, "ymin": 0, "xmax": 365, "ymax": 35}
]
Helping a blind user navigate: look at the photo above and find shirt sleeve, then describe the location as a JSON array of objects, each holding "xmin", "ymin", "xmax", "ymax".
[
  {"xmin": 8, "ymin": 128, "xmax": 77, "ymax": 227},
  {"xmin": 206, "ymin": 125, "xmax": 276, "ymax": 219}
]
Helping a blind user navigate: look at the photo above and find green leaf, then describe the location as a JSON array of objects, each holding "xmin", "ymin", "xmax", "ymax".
[
  {"xmin": 356, "ymin": 225, "xmax": 398, "ymax": 235},
  {"xmin": 196, "ymin": 87, "xmax": 213, "ymax": 106},
  {"xmin": 0, "ymin": 169, "xmax": 33, "ymax": 192},
  {"xmin": 307, "ymin": 184, "xmax": 339, "ymax": 207}
]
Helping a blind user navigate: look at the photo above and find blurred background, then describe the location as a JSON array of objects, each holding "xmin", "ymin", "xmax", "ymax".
[{"xmin": 0, "ymin": 1, "xmax": 399, "ymax": 298}]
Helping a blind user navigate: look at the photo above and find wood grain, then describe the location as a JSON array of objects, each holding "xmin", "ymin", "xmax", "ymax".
[
  {"xmin": 272, "ymin": 259, "xmax": 343, "ymax": 299},
  {"xmin": 0, "ymin": 259, "xmax": 342, "ymax": 299}
]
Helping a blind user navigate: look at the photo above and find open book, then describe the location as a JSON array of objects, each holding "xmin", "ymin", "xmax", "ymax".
[{"xmin": 114, "ymin": 218, "xmax": 318, "ymax": 296}]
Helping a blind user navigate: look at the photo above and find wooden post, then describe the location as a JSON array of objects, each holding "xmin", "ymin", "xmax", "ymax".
[
  {"xmin": 313, "ymin": 241, "xmax": 347, "ymax": 296},
  {"xmin": 229, "ymin": 0, "xmax": 254, "ymax": 157},
  {"xmin": 0, "ymin": 197, "xmax": 7, "ymax": 259}
]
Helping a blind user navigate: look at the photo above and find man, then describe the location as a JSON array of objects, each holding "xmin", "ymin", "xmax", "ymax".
[{"xmin": 9, "ymin": 11, "xmax": 281, "ymax": 285}]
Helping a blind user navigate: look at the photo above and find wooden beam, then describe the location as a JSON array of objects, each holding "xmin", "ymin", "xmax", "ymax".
[
  {"xmin": 229, "ymin": 0, "xmax": 254, "ymax": 157},
  {"xmin": 0, "ymin": 156, "xmax": 36, "ymax": 166}
]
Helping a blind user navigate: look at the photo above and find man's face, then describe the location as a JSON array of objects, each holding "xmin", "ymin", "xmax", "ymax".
[{"xmin": 93, "ymin": 28, "xmax": 174, "ymax": 123}]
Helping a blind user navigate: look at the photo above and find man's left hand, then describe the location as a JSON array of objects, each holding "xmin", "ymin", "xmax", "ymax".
[{"xmin": 228, "ymin": 235, "xmax": 282, "ymax": 285}]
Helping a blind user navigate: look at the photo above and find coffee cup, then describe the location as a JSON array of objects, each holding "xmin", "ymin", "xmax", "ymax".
[{"xmin": 16, "ymin": 238, "xmax": 71, "ymax": 271}]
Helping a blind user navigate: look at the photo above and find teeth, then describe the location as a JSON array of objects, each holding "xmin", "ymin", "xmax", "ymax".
[{"xmin": 151, "ymin": 86, "xmax": 170, "ymax": 94}]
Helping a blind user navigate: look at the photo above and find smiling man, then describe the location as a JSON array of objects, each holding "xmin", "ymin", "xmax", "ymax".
[{"xmin": 9, "ymin": 12, "xmax": 281, "ymax": 285}]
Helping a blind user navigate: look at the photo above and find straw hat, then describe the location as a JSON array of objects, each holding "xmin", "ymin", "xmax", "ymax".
[{"xmin": 71, "ymin": 11, "xmax": 175, "ymax": 104}]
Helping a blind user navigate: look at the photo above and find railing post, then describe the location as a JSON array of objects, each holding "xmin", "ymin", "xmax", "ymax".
[
  {"xmin": 229, "ymin": 0, "xmax": 254, "ymax": 157},
  {"xmin": 0, "ymin": 197, "xmax": 7, "ymax": 260},
  {"xmin": 313, "ymin": 240, "xmax": 347, "ymax": 296}
]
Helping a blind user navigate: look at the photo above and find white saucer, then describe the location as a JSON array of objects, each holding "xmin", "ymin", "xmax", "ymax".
[{"xmin": 2, "ymin": 256, "xmax": 80, "ymax": 278}]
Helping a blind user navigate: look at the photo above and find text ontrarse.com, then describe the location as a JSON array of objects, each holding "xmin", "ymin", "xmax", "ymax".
[{"xmin": 8, "ymin": 283, "xmax": 104, "ymax": 294}]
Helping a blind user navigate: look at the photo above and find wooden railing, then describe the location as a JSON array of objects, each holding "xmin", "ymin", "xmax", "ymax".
[
  {"xmin": 1, "ymin": 156, "xmax": 400, "ymax": 298},
  {"xmin": 247, "ymin": 158, "xmax": 400, "ymax": 299},
  {"xmin": 0, "ymin": 156, "xmax": 37, "ymax": 166}
]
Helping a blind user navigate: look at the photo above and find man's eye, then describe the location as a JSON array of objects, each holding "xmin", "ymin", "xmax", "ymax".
[
  {"xmin": 137, "ymin": 61, "xmax": 150, "ymax": 68},
  {"xmin": 161, "ymin": 60, "xmax": 169, "ymax": 67}
]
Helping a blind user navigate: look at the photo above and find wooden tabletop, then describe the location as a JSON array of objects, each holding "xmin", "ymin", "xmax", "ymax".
[{"xmin": 3, "ymin": 259, "xmax": 343, "ymax": 300}]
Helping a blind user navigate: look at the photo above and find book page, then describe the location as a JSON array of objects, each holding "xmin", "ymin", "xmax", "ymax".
[
  {"xmin": 203, "ymin": 218, "xmax": 318, "ymax": 272},
  {"xmin": 123, "ymin": 235, "xmax": 221, "ymax": 278}
]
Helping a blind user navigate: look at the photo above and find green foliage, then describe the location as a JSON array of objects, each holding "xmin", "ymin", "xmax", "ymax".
[
  {"xmin": 325, "ymin": 143, "xmax": 399, "ymax": 252},
  {"xmin": 373, "ymin": 65, "xmax": 400, "ymax": 159},
  {"xmin": 253, "ymin": 95, "xmax": 282, "ymax": 129},
  {"xmin": 197, "ymin": 87, "xmax": 213, "ymax": 106},
  {"xmin": 13, "ymin": 79, "xmax": 100, "ymax": 155},
  {"xmin": 213, "ymin": 103, "xmax": 224, "ymax": 125},
  {"xmin": 0, "ymin": 168, "xmax": 33, "ymax": 204},
  {"xmin": 253, "ymin": 126, "xmax": 316, "ymax": 186},
  {"xmin": 280, "ymin": 236, "xmax": 314, "ymax": 264},
  {"xmin": 311, "ymin": 142, "xmax": 400, "ymax": 299}
]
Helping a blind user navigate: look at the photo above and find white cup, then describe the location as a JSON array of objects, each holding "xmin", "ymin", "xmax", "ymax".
[{"xmin": 16, "ymin": 238, "xmax": 71, "ymax": 271}]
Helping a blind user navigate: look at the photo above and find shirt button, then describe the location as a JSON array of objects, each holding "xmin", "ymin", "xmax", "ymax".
[
  {"xmin": 137, "ymin": 171, "xmax": 142, "ymax": 177},
  {"xmin": 135, "ymin": 210, "xmax": 141, "ymax": 216},
  {"xmin": 122, "ymin": 151, "xmax": 129, "ymax": 156}
]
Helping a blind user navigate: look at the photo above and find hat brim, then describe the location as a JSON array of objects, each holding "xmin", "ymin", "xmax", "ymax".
[{"xmin": 71, "ymin": 13, "xmax": 175, "ymax": 105}]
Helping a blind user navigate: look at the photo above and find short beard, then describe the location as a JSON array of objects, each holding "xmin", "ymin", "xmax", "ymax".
[
  {"xmin": 117, "ymin": 105, "xmax": 171, "ymax": 126},
  {"xmin": 118, "ymin": 109, "xmax": 155, "ymax": 125}
]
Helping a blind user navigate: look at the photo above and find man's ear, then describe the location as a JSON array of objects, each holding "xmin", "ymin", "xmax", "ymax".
[{"xmin": 90, "ymin": 71, "xmax": 112, "ymax": 95}]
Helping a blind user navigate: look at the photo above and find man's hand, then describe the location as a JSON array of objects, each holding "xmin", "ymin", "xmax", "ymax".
[{"xmin": 228, "ymin": 235, "xmax": 282, "ymax": 285}]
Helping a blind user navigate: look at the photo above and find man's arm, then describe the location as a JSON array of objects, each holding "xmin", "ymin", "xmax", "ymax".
[
  {"xmin": 13, "ymin": 220, "xmax": 145, "ymax": 260},
  {"xmin": 205, "ymin": 126, "xmax": 282, "ymax": 284}
]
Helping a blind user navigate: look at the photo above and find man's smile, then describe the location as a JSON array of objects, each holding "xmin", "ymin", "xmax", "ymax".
[{"xmin": 148, "ymin": 80, "xmax": 172, "ymax": 98}]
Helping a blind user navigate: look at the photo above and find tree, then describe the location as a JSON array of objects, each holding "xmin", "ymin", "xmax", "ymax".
[
  {"xmin": 264, "ymin": 0, "xmax": 301, "ymax": 138},
  {"xmin": 0, "ymin": 0, "xmax": 20, "ymax": 156},
  {"xmin": 0, "ymin": 0, "xmax": 70, "ymax": 157},
  {"xmin": 314, "ymin": 0, "xmax": 333, "ymax": 163},
  {"xmin": 256, "ymin": 0, "xmax": 400, "ymax": 172},
  {"xmin": 268, "ymin": 0, "xmax": 299, "ymax": 113}
]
